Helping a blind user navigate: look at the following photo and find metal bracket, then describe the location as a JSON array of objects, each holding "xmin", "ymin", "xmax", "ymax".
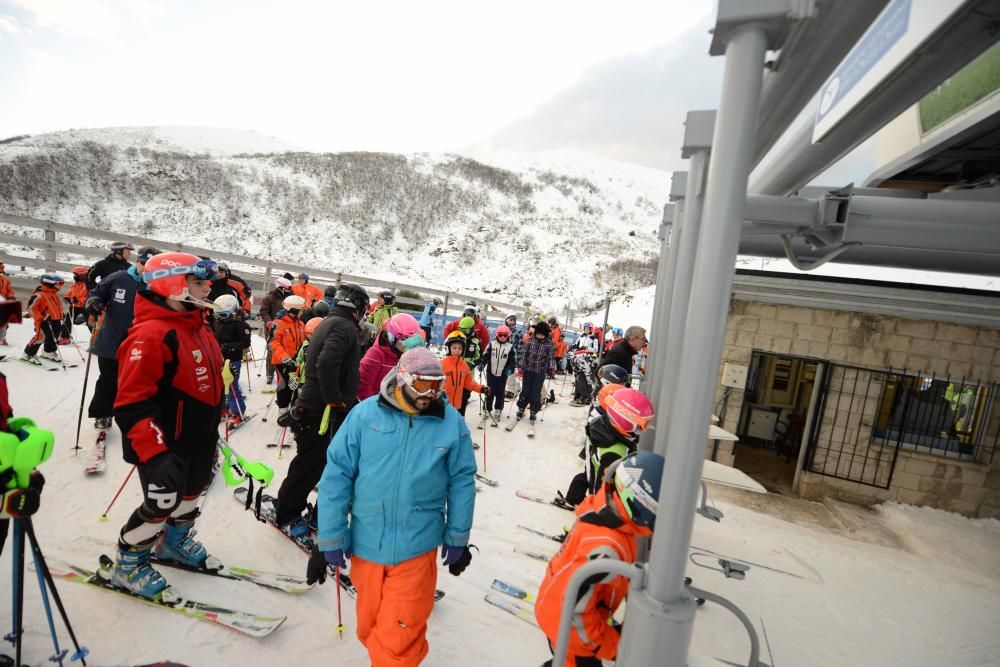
[
  {"xmin": 697, "ymin": 480, "xmax": 724, "ymax": 522},
  {"xmin": 719, "ymin": 559, "xmax": 752, "ymax": 580},
  {"xmin": 780, "ymin": 234, "xmax": 860, "ymax": 270}
]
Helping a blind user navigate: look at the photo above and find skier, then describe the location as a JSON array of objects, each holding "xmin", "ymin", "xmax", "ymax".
[
  {"xmin": 366, "ymin": 290, "xmax": 398, "ymax": 330},
  {"xmin": 20, "ymin": 275, "xmax": 64, "ymax": 366},
  {"xmin": 85, "ymin": 247, "xmax": 159, "ymax": 430},
  {"xmin": 569, "ymin": 323, "xmax": 603, "ymax": 406},
  {"xmin": 444, "ymin": 302, "xmax": 490, "ymax": 346},
  {"xmin": 86, "ymin": 241, "xmax": 134, "ymax": 290},
  {"xmin": 216, "ymin": 262, "xmax": 253, "ymax": 315},
  {"xmin": 535, "ymin": 451, "xmax": 665, "ymax": 667},
  {"xmin": 357, "ymin": 312, "xmax": 423, "ymax": 401},
  {"xmin": 513, "ymin": 319, "xmax": 554, "ymax": 430},
  {"xmin": 269, "ymin": 294, "xmax": 307, "ymax": 416},
  {"xmin": 441, "ymin": 331, "xmax": 486, "ymax": 416},
  {"xmin": 562, "ymin": 385, "xmax": 654, "ymax": 506},
  {"xmin": 601, "ymin": 326, "xmax": 647, "ymax": 387},
  {"xmin": 207, "ymin": 265, "xmax": 242, "ymax": 312},
  {"xmin": 480, "ymin": 324, "xmax": 516, "ymax": 425},
  {"xmin": 547, "ymin": 316, "xmax": 562, "ymax": 360},
  {"xmin": 604, "ymin": 327, "xmax": 623, "ymax": 354},
  {"xmin": 0, "ymin": 261, "xmax": 16, "ymax": 345},
  {"xmin": 504, "ymin": 313, "xmax": 524, "ymax": 398},
  {"xmin": 292, "ymin": 272, "xmax": 324, "ymax": 307},
  {"xmin": 417, "ymin": 296, "xmax": 442, "ymax": 344},
  {"xmin": 106, "ymin": 252, "xmax": 224, "ymax": 599},
  {"xmin": 258, "ymin": 277, "xmax": 293, "ymax": 385},
  {"xmin": 321, "ymin": 285, "xmax": 338, "ymax": 310},
  {"xmin": 212, "ymin": 294, "xmax": 252, "ymax": 427},
  {"xmin": 311, "ymin": 347, "xmax": 477, "ymax": 667},
  {"xmin": 273, "ymin": 282, "xmax": 369, "ymax": 533},
  {"xmin": 60, "ymin": 266, "xmax": 89, "ymax": 342}
]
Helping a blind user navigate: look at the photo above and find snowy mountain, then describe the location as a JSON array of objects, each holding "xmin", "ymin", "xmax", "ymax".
[{"xmin": 0, "ymin": 127, "xmax": 668, "ymax": 309}]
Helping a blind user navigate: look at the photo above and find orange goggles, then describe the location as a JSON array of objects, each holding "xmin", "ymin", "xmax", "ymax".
[{"xmin": 399, "ymin": 371, "xmax": 445, "ymax": 397}]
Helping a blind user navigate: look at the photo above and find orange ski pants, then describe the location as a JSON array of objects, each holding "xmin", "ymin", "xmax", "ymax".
[{"xmin": 351, "ymin": 550, "xmax": 438, "ymax": 667}]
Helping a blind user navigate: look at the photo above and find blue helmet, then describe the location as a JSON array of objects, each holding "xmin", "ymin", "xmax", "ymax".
[
  {"xmin": 608, "ymin": 451, "xmax": 664, "ymax": 529},
  {"xmin": 597, "ymin": 364, "xmax": 628, "ymax": 386},
  {"xmin": 612, "ymin": 327, "xmax": 623, "ymax": 336}
]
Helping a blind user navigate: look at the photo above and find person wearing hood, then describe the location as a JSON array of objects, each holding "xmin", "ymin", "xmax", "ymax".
[
  {"xmin": 258, "ymin": 277, "xmax": 293, "ymax": 385},
  {"xmin": 357, "ymin": 313, "xmax": 423, "ymax": 401},
  {"xmin": 311, "ymin": 347, "xmax": 477, "ymax": 667},
  {"xmin": 85, "ymin": 246, "xmax": 160, "ymax": 431},
  {"xmin": 417, "ymin": 296, "xmax": 441, "ymax": 344}
]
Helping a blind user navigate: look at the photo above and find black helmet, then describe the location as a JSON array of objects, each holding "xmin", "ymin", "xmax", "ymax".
[
  {"xmin": 380, "ymin": 290, "xmax": 395, "ymax": 305},
  {"xmin": 533, "ymin": 321, "xmax": 551, "ymax": 337},
  {"xmin": 110, "ymin": 242, "xmax": 135, "ymax": 254},
  {"xmin": 335, "ymin": 283, "xmax": 371, "ymax": 317},
  {"xmin": 312, "ymin": 301, "xmax": 331, "ymax": 318}
]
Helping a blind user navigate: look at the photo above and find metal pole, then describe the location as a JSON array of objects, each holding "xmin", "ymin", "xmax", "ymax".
[
  {"xmin": 618, "ymin": 22, "xmax": 769, "ymax": 667},
  {"xmin": 600, "ymin": 295, "xmax": 611, "ymax": 342},
  {"xmin": 792, "ymin": 362, "xmax": 825, "ymax": 493}
]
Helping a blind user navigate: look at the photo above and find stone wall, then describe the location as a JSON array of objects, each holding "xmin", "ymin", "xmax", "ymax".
[{"xmin": 713, "ymin": 298, "xmax": 1000, "ymax": 518}]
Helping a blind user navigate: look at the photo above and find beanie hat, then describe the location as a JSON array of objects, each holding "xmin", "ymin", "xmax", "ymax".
[
  {"xmin": 534, "ymin": 321, "xmax": 551, "ymax": 337},
  {"xmin": 398, "ymin": 346, "xmax": 443, "ymax": 377}
]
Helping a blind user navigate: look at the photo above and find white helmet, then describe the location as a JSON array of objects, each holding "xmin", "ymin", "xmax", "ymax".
[
  {"xmin": 282, "ymin": 295, "xmax": 306, "ymax": 311},
  {"xmin": 213, "ymin": 294, "xmax": 239, "ymax": 319}
]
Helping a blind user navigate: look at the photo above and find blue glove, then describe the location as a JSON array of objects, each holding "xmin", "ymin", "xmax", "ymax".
[
  {"xmin": 325, "ymin": 548, "xmax": 349, "ymax": 570},
  {"xmin": 307, "ymin": 547, "xmax": 350, "ymax": 585},
  {"xmin": 505, "ymin": 369, "xmax": 513, "ymax": 377},
  {"xmin": 441, "ymin": 543, "xmax": 473, "ymax": 576}
]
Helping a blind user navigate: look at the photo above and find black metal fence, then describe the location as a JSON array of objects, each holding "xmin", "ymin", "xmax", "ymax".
[{"xmin": 805, "ymin": 363, "xmax": 999, "ymax": 489}]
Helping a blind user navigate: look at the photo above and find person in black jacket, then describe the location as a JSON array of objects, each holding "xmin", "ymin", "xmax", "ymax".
[
  {"xmin": 87, "ymin": 241, "xmax": 134, "ymax": 290},
  {"xmin": 85, "ymin": 246, "xmax": 159, "ymax": 430},
  {"xmin": 600, "ymin": 326, "xmax": 646, "ymax": 387},
  {"xmin": 212, "ymin": 294, "xmax": 252, "ymax": 426},
  {"xmin": 273, "ymin": 282, "xmax": 369, "ymax": 534}
]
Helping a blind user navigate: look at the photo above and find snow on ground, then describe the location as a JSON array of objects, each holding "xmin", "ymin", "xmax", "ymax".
[{"xmin": 1, "ymin": 319, "xmax": 999, "ymax": 666}]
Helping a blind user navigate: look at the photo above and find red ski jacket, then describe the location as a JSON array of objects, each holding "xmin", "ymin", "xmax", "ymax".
[
  {"xmin": 443, "ymin": 316, "xmax": 489, "ymax": 352},
  {"xmin": 114, "ymin": 292, "xmax": 224, "ymax": 464},
  {"xmin": 357, "ymin": 332, "xmax": 402, "ymax": 401}
]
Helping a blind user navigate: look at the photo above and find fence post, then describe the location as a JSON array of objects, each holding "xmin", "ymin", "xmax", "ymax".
[{"xmin": 43, "ymin": 228, "xmax": 56, "ymax": 268}]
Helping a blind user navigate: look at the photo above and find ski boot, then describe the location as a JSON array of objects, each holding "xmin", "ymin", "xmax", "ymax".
[
  {"xmin": 155, "ymin": 519, "xmax": 221, "ymax": 571},
  {"xmin": 19, "ymin": 353, "xmax": 41, "ymax": 366},
  {"xmin": 281, "ymin": 515, "xmax": 312, "ymax": 539},
  {"xmin": 58, "ymin": 336, "xmax": 72, "ymax": 345},
  {"xmin": 515, "ymin": 410, "xmax": 524, "ymax": 421},
  {"xmin": 94, "ymin": 416, "xmax": 113, "ymax": 430},
  {"xmin": 227, "ymin": 413, "xmax": 243, "ymax": 429},
  {"xmin": 39, "ymin": 351, "xmax": 60, "ymax": 363},
  {"xmin": 106, "ymin": 541, "xmax": 172, "ymax": 601},
  {"xmin": 491, "ymin": 409, "xmax": 501, "ymax": 426}
]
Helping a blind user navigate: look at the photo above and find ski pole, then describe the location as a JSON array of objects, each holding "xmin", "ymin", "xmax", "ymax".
[
  {"xmin": 98, "ymin": 465, "xmax": 136, "ymax": 522},
  {"xmin": 244, "ymin": 353, "xmax": 252, "ymax": 393},
  {"xmin": 261, "ymin": 392, "xmax": 276, "ymax": 423},
  {"xmin": 74, "ymin": 346, "xmax": 95, "ymax": 453},
  {"xmin": 276, "ymin": 425, "xmax": 289, "ymax": 459},
  {"xmin": 335, "ymin": 566, "xmax": 345, "ymax": 641}
]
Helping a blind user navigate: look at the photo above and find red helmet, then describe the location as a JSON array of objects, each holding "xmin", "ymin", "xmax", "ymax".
[
  {"xmin": 72, "ymin": 266, "xmax": 88, "ymax": 277},
  {"xmin": 495, "ymin": 325, "xmax": 511, "ymax": 339},
  {"xmin": 142, "ymin": 252, "xmax": 217, "ymax": 300},
  {"xmin": 304, "ymin": 316, "xmax": 324, "ymax": 337},
  {"xmin": 601, "ymin": 388, "xmax": 654, "ymax": 438}
]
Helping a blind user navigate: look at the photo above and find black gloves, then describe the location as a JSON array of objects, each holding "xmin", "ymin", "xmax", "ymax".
[
  {"xmin": 86, "ymin": 300, "xmax": 104, "ymax": 316},
  {"xmin": 0, "ymin": 472, "xmax": 45, "ymax": 519},
  {"xmin": 441, "ymin": 544, "xmax": 476, "ymax": 577},
  {"xmin": 143, "ymin": 451, "xmax": 187, "ymax": 492}
]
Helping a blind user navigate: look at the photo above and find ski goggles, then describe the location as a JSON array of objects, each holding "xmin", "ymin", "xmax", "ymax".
[
  {"xmin": 136, "ymin": 249, "xmax": 157, "ymax": 264},
  {"xmin": 398, "ymin": 370, "xmax": 445, "ymax": 397},
  {"xmin": 495, "ymin": 333, "xmax": 510, "ymax": 341},
  {"xmin": 144, "ymin": 259, "xmax": 218, "ymax": 283}
]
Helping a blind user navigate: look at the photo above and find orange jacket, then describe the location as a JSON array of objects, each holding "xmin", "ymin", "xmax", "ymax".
[
  {"xmin": 535, "ymin": 494, "xmax": 646, "ymax": 664},
  {"xmin": 292, "ymin": 282, "xmax": 323, "ymax": 307},
  {"xmin": 269, "ymin": 314, "xmax": 305, "ymax": 365},
  {"xmin": 554, "ymin": 336, "xmax": 567, "ymax": 358},
  {"xmin": 0, "ymin": 274, "xmax": 13, "ymax": 300},
  {"xmin": 550, "ymin": 325, "xmax": 562, "ymax": 349},
  {"xmin": 66, "ymin": 281, "xmax": 88, "ymax": 308},
  {"xmin": 30, "ymin": 285, "xmax": 63, "ymax": 323},
  {"xmin": 440, "ymin": 354, "xmax": 482, "ymax": 409}
]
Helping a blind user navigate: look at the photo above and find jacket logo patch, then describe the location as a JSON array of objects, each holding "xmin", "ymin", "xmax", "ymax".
[
  {"xmin": 195, "ymin": 366, "xmax": 207, "ymax": 375},
  {"xmin": 114, "ymin": 288, "xmax": 126, "ymax": 302},
  {"xmin": 198, "ymin": 383, "xmax": 210, "ymax": 393},
  {"xmin": 192, "ymin": 349, "xmax": 203, "ymax": 363},
  {"xmin": 129, "ymin": 346, "xmax": 142, "ymax": 361}
]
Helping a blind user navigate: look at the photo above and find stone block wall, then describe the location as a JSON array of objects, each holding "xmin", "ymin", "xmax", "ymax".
[{"xmin": 713, "ymin": 298, "xmax": 1000, "ymax": 518}]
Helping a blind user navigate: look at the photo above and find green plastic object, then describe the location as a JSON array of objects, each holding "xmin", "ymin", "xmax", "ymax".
[
  {"xmin": 0, "ymin": 420, "xmax": 55, "ymax": 489},
  {"xmin": 217, "ymin": 440, "xmax": 274, "ymax": 488}
]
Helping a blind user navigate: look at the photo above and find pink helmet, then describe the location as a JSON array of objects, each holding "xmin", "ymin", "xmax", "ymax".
[
  {"xmin": 495, "ymin": 325, "xmax": 511, "ymax": 339},
  {"xmin": 385, "ymin": 313, "xmax": 421, "ymax": 345},
  {"xmin": 143, "ymin": 252, "xmax": 217, "ymax": 300},
  {"xmin": 603, "ymin": 388, "xmax": 655, "ymax": 438}
]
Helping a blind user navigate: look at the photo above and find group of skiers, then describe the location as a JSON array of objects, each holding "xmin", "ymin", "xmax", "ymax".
[{"xmin": 0, "ymin": 242, "xmax": 667, "ymax": 667}]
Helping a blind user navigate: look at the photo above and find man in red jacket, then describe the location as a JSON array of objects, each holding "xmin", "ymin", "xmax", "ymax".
[
  {"xmin": 443, "ymin": 302, "xmax": 490, "ymax": 350},
  {"xmin": 105, "ymin": 252, "xmax": 224, "ymax": 601}
]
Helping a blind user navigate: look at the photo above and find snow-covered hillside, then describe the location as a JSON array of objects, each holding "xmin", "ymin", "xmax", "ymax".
[{"xmin": 0, "ymin": 128, "xmax": 668, "ymax": 310}]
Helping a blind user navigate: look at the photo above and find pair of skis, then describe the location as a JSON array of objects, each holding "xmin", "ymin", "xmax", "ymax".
[
  {"xmin": 515, "ymin": 489, "xmax": 575, "ymax": 512},
  {"xmin": 484, "ymin": 579, "xmax": 537, "ymax": 626},
  {"xmin": 83, "ymin": 428, "xmax": 109, "ymax": 475},
  {"xmin": 504, "ymin": 415, "xmax": 536, "ymax": 438},
  {"xmin": 14, "ymin": 354, "xmax": 79, "ymax": 371}
]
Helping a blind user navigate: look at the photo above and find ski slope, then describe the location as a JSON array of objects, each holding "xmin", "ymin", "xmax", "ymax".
[{"xmin": 1, "ymin": 321, "xmax": 999, "ymax": 666}]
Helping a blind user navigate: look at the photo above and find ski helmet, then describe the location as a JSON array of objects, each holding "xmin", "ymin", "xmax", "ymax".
[
  {"xmin": 311, "ymin": 301, "xmax": 331, "ymax": 318},
  {"xmin": 612, "ymin": 327, "xmax": 623, "ymax": 336},
  {"xmin": 213, "ymin": 294, "xmax": 240, "ymax": 319},
  {"xmin": 596, "ymin": 383, "xmax": 625, "ymax": 410},
  {"xmin": 602, "ymin": 388, "xmax": 654, "ymax": 438},
  {"xmin": 143, "ymin": 253, "xmax": 217, "ymax": 301},
  {"xmin": 597, "ymin": 364, "xmax": 628, "ymax": 386},
  {"xmin": 72, "ymin": 266, "xmax": 88, "ymax": 280},
  {"xmin": 39, "ymin": 274, "xmax": 64, "ymax": 289},
  {"xmin": 445, "ymin": 330, "xmax": 466, "ymax": 353},
  {"xmin": 275, "ymin": 277, "xmax": 293, "ymax": 293},
  {"xmin": 458, "ymin": 316, "xmax": 476, "ymax": 331},
  {"xmin": 324, "ymin": 285, "xmax": 338, "ymax": 299},
  {"xmin": 304, "ymin": 315, "xmax": 324, "ymax": 337},
  {"xmin": 298, "ymin": 272, "xmax": 310, "ymax": 282},
  {"xmin": 431, "ymin": 296, "xmax": 442, "ymax": 306},
  {"xmin": 533, "ymin": 321, "xmax": 550, "ymax": 337},
  {"xmin": 582, "ymin": 321, "xmax": 593, "ymax": 330},
  {"xmin": 333, "ymin": 282, "xmax": 370, "ymax": 317},
  {"xmin": 282, "ymin": 295, "xmax": 306, "ymax": 312},
  {"xmin": 547, "ymin": 316, "xmax": 557, "ymax": 326},
  {"xmin": 110, "ymin": 241, "xmax": 135, "ymax": 254},
  {"xmin": 495, "ymin": 325, "xmax": 511, "ymax": 339},
  {"xmin": 607, "ymin": 451, "xmax": 664, "ymax": 530},
  {"xmin": 379, "ymin": 290, "xmax": 395, "ymax": 305},
  {"xmin": 397, "ymin": 347, "xmax": 445, "ymax": 398},
  {"xmin": 385, "ymin": 313, "xmax": 421, "ymax": 346},
  {"xmin": 504, "ymin": 313, "xmax": 517, "ymax": 325},
  {"xmin": 463, "ymin": 306, "xmax": 476, "ymax": 317}
]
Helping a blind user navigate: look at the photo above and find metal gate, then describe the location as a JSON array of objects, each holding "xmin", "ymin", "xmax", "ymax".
[{"xmin": 804, "ymin": 363, "xmax": 900, "ymax": 489}]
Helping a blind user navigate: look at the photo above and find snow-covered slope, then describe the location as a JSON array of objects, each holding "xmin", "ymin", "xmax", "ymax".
[
  {"xmin": 1, "ymin": 320, "xmax": 998, "ymax": 666},
  {"xmin": 0, "ymin": 128, "xmax": 668, "ymax": 310}
]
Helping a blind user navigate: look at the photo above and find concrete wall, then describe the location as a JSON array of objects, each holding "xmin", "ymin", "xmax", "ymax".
[{"xmin": 714, "ymin": 299, "xmax": 1000, "ymax": 518}]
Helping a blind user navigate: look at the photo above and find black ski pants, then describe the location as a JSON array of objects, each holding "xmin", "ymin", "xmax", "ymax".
[
  {"xmin": 88, "ymin": 355, "xmax": 119, "ymax": 420},
  {"xmin": 485, "ymin": 372, "xmax": 507, "ymax": 412},
  {"xmin": 275, "ymin": 409, "xmax": 345, "ymax": 527},
  {"xmin": 275, "ymin": 364, "xmax": 294, "ymax": 409},
  {"xmin": 516, "ymin": 370, "xmax": 545, "ymax": 416},
  {"xmin": 24, "ymin": 320, "xmax": 58, "ymax": 356}
]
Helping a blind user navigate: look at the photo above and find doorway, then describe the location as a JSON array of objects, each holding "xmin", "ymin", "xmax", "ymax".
[{"xmin": 735, "ymin": 351, "xmax": 820, "ymax": 495}]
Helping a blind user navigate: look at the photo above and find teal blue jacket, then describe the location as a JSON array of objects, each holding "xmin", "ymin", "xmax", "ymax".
[{"xmin": 317, "ymin": 372, "xmax": 477, "ymax": 565}]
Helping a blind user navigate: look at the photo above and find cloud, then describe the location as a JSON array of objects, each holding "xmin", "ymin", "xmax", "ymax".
[{"xmin": 474, "ymin": 18, "xmax": 725, "ymax": 172}]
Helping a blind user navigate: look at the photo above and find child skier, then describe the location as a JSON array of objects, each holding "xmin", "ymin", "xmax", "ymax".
[
  {"xmin": 0, "ymin": 262, "xmax": 14, "ymax": 345},
  {"xmin": 61, "ymin": 266, "xmax": 89, "ymax": 341},
  {"xmin": 535, "ymin": 451, "xmax": 665, "ymax": 667},
  {"xmin": 442, "ymin": 331, "xmax": 486, "ymax": 415},
  {"xmin": 269, "ymin": 295, "xmax": 307, "ymax": 416},
  {"xmin": 514, "ymin": 320, "xmax": 554, "ymax": 429},
  {"xmin": 480, "ymin": 324, "xmax": 517, "ymax": 425},
  {"xmin": 21, "ymin": 274, "xmax": 64, "ymax": 366},
  {"xmin": 456, "ymin": 316, "xmax": 483, "ymax": 413},
  {"xmin": 211, "ymin": 294, "xmax": 252, "ymax": 428}
]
